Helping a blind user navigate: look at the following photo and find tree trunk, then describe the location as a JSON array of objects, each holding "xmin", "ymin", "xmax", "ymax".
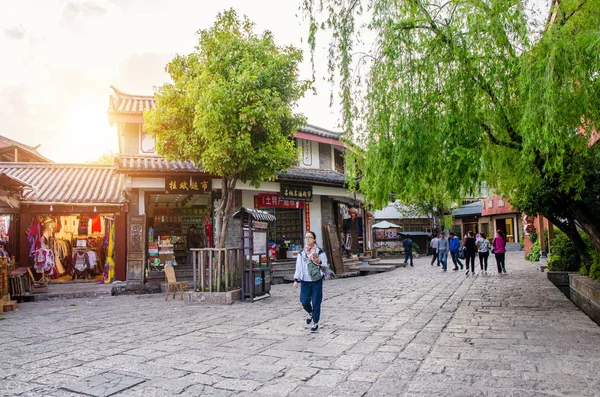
[
  {"xmin": 544, "ymin": 213, "xmax": 591, "ymax": 269},
  {"xmin": 214, "ymin": 176, "xmax": 237, "ymax": 249}
]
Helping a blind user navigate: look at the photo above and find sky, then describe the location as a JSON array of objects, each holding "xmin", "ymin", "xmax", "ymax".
[{"xmin": 0, "ymin": 0, "xmax": 340, "ymax": 163}]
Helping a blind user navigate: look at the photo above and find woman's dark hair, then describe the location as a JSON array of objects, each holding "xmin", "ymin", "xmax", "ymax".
[
  {"xmin": 467, "ymin": 231, "xmax": 474, "ymax": 237},
  {"xmin": 497, "ymin": 229, "xmax": 505, "ymax": 238},
  {"xmin": 480, "ymin": 232, "xmax": 486, "ymax": 239},
  {"xmin": 306, "ymin": 230, "xmax": 317, "ymax": 239}
]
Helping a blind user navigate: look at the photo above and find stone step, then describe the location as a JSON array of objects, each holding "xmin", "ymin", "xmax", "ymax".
[
  {"xmin": 2, "ymin": 300, "xmax": 17, "ymax": 312},
  {"xmin": 505, "ymin": 242, "xmax": 522, "ymax": 251}
]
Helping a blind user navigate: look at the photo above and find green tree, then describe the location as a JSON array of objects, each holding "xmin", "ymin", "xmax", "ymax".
[
  {"xmin": 144, "ymin": 9, "xmax": 309, "ymax": 248},
  {"xmin": 88, "ymin": 150, "xmax": 118, "ymax": 165},
  {"xmin": 302, "ymin": 0, "xmax": 600, "ymax": 266}
]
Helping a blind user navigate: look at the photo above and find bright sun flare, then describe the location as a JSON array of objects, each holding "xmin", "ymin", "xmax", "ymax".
[{"xmin": 61, "ymin": 96, "xmax": 117, "ymax": 163}]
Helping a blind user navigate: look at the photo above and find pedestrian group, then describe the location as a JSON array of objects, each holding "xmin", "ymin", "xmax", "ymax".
[{"xmin": 429, "ymin": 229, "xmax": 507, "ymax": 275}]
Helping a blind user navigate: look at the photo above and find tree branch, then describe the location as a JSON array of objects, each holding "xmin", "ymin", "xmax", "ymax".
[
  {"xmin": 481, "ymin": 123, "xmax": 520, "ymax": 150},
  {"xmin": 409, "ymin": 0, "xmax": 522, "ymax": 147}
]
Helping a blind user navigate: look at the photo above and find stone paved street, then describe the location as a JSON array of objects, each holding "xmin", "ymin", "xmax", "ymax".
[{"xmin": 1, "ymin": 251, "xmax": 599, "ymax": 397}]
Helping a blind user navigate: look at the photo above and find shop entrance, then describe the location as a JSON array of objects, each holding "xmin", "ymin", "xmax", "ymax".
[
  {"xmin": 26, "ymin": 213, "xmax": 117, "ymax": 283},
  {"xmin": 255, "ymin": 193, "xmax": 305, "ymax": 260},
  {"xmin": 496, "ymin": 218, "xmax": 515, "ymax": 242},
  {"xmin": 146, "ymin": 193, "xmax": 212, "ymax": 271}
]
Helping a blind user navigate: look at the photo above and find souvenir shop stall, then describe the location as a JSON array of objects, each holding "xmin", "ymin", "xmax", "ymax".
[
  {"xmin": 254, "ymin": 193, "xmax": 305, "ymax": 260},
  {"xmin": 145, "ymin": 192, "xmax": 213, "ymax": 271},
  {"xmin": 25, "ymin": 212, "xmax": 117, "ymax": 283}
]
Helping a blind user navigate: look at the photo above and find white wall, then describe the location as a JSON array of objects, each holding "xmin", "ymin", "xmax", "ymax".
[{"xmin": 309, "ymin": 195, "xmax": 323, "ymax": 247}]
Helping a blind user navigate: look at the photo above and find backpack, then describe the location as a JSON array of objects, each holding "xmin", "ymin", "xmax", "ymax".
[{"xmin": 305, "ymin": 248, "xmax": 324, "ymax": 281}]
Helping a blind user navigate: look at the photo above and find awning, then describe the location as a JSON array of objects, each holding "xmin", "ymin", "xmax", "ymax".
[
  {"xmin": 372, "ymin": 220, "xmax": 402, "ymax": 229},
  {"xmin": 232, "ymin": 207, "xmax": 276, "ymax": 222}
]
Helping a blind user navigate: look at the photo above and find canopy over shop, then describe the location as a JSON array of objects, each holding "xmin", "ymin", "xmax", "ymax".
[{"xmin": 0, "ymin": 164, "xmax": 128, "ymax": 283}]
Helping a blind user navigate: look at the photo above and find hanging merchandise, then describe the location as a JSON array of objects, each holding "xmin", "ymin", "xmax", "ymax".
[
  {"xmin": 78, "ymin": 215, "xmax": 90, "ymax": 235},
  {"xmin": 103, "ymin": 220, "xmax": 115, "ymax": 284},
  {"xmin": 91, "ymin": 215, "xmax": 102, "ymax": 234}
]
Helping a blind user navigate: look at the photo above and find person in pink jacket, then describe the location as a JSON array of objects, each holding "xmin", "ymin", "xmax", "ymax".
[{"xmin": 492, "ymin": 230, "xmax": 507, "ymax": 274}]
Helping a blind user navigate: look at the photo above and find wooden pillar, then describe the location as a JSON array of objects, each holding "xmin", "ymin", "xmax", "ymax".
[
  {"xmin": 114, "ymin": 211, "xmax": 127, "ymax": 281},
  {"xmin": 19, "ymin": 213, "xmax": 32, "ymax": 267},
  {"xmin": 547, "ymin": 220, "xmax": 554, "ymax": 254},
  {"xmin": 538, "ymin": 215, "xmax": 547, "ymax": 256}
]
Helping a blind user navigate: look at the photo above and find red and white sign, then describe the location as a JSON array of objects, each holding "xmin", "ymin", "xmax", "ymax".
[
  {"xmin": 305, "ymin": 202, "xmax": 310, "ymax": 230},
  {"xmin": 256, "ymin": 193, "xmax": 304, "ymax": 209}
]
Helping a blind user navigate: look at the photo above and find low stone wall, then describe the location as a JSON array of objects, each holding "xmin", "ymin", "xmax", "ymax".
[
  {"xmin": 186, "ymin": 288, "xmax": 241, "ymax": 305},
  {"xmin": 569, "ymin": 275, "xmax": 600, "ymax": 326},
  {"xmin": 111, "ymin": 282, "xmax": 161, "ymax": 296},
  {"xmin": 547, "ymin": 271, "xmax": 575, "ymax": 299}
]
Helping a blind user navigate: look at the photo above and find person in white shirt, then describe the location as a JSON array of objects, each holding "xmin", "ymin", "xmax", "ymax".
[
  {"xmin": 430, "ymin": 235, "xmax": 440, "ymax": 266},
  {"xmin": 293, "ymin": 231, "xmax": 328, "ymax": 333}
]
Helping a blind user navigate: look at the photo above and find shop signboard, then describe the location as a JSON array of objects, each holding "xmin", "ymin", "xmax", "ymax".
[
  {"xmin": 165, "ymin": 176, "xmax": 212, "ymax": 194},
  {"xmin": 256, "ymin": 193, "xmax": 304, "ymax": 209},
  {"xmin": 280, "ymin": 183, "xmax": 313, "ymax": 202}
]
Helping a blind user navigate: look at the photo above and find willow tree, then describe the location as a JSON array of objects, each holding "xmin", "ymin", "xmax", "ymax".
[
  {"xmin": 145, "ymin": 9, "xmax": 309, "ymax": 248},
  {"xmin": 302, "ymin": 0, "xmax": 600, "ymax": 262}
]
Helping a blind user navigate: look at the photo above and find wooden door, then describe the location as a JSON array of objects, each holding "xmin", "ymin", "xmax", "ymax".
[
  {"xmin": 126, "ymin": 215, "xmax": 146, "ymax": 282},
  {"xmin": 322, "ymin": 224, "xmax": 344, "ymax": 276}
]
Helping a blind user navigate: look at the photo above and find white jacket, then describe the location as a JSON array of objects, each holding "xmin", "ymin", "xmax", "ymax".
[{"xmin": 294, "ymin": 246, "xmax": 328, "ymax": 282}]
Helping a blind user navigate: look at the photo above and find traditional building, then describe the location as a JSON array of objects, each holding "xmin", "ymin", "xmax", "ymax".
[{"xmin": 108, "ymin": 86, "xmax": 365, "ymax": 283}]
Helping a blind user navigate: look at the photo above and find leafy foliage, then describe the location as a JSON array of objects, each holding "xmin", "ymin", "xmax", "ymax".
[
  {"xmin": 87, "ymin": 150, "xmax": 118, "ymax": 165},
  {"xmin": 547, "ymin": 230, "xmax": 582, "ymax": 272},
  {"xmin": 145, "ymin": 9, "xmax": 309, "ymax": 247},
  {"xmin": 526, "ymin": 241, "xmax": 541, "ymax": 262},
  {"xmin": 301, "ymin": 0, "xmax": 600, "ymax": 266}
]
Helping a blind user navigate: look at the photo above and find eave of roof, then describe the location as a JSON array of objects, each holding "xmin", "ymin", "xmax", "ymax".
[
  {"xmin": 108, "ymin": 86, "xmax": 156, "ymax": 115},
  {"xmin": 0, "ymin": 163, "xmax": 126, "ymax": 204},
  {"xmin": 277, "ymin": 167, "xmax": 346, "ymax": 186},
  {"xmin": 0, "ymin": 136, "xmax": 53, "ymax": 163},
  {"xmin": 452, "ymin": 201, "xmax": 483, "ymax": 217},
  {"xmin": 115, "ymin": 155, "xmax": 204, "ymax": 174}
]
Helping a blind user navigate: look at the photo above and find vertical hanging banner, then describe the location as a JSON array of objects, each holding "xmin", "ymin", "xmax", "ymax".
[{"xmin": 305, "ymin": 202, "xmax": 310, "ymax": 231}]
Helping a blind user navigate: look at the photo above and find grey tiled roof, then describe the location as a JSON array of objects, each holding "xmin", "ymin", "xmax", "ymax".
[
  {"xmin": 452, "ymin": 201, "xmax": 482, "ymax": 217},
  {"xmin": 278, "ymin": 167, "xmax": 346, "ymax": 185},
  {"xmin": 233, "ymin": 207, "xmax": 277, "ymax": 222},
  {"xmin": 0, "ymin": 135, "xmax": 53, "ymax": 163},
  {"xmin": 297, "ymin": 124, "xmax": 343, "ymax": 140},
  {"xmin": 108, "ymin": 86, "xmax": 156, "ymax": 114},
  {"xmin": 116, "ymin": 155, "xmax": 203, "ymax": 173},
  {"xmin": 0, "ymin": 163, "xmax": 126, "ymax": 204}
]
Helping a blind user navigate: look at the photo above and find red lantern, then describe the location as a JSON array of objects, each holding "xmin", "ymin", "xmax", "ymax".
[
  {"xmin": 348, "ymin": 207, "xmax": 358, "ymax": 220},
  {"xmin": 365, "ymin": 210, "xmax": 374, "ymax": 219}
]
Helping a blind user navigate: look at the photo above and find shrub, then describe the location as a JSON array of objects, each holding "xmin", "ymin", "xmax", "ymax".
[
  {"xmin": 412, "ymin": 242, "xmax": 420, "ymax": 253},
  {"xmin": 526, "ymin": 240, "xmax": 541, "ymax": 261},
  {"xmin": 529, "ymin": 231, "xmax": 538, "ymax": 243},
  {"xmin": 547, "ymin": 230, "xmax": 581, "ymax": 272},
  {"xmin": 519, "ymin": 233, "xmax": 524, "ymax": 248}
]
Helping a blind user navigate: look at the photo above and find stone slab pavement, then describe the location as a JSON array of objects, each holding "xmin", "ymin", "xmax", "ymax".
[{"xmin": 1, "ymin": 251, "xmax": 599, "ymax": 397}]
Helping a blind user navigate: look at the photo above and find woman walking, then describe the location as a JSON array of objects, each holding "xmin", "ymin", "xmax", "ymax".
[
  {"xmin": 476, "ymin": 232, "xmax": 491, "ymax": 274},
  {"xmin": 293, "ymin": 231, "xmax": 328, "ymax": 333},
  {"xmin": 464, "ymin": 231, "xmax": 477, "ymax": 276},
  {"xmin": 492, "ymin": 230, "xmax": 507, "ymax": 274}
]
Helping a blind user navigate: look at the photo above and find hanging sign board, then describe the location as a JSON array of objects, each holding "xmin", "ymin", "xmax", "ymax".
[
  {"xmin": 253, "ymin": 231, "xmax": 267, "ymax": 254},
  {"xmin": 256, "ymin": 193, "xmax": 304, "ymax": 209},
  {"xmin": 281, "ymin": 183, "xmax": 313, "ymax": 202},
  {"xmin": 165, "ymin": 176, "xmax": 212, "ymax": 194}
]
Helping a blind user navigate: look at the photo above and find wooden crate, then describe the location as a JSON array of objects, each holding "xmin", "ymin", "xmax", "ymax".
[{"xmin": 9, "ymin": 267, "xmax": 31, "ymax": 297}]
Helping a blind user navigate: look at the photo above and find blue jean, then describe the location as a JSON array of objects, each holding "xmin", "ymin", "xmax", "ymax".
[
  {"xmin": 450, "ymin": 251, "xmax": 463, "ymax": 269},
  {"xmin": 300, "ymin": 279, "xmax": 323, "ymax": 324},
  {"xmin": 438, "ymin": 251, "xmax": 448, "ymax": 270},
  {"xmin": 404, "ymin": 251, "xmax": 413, "ymax": 265}
]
